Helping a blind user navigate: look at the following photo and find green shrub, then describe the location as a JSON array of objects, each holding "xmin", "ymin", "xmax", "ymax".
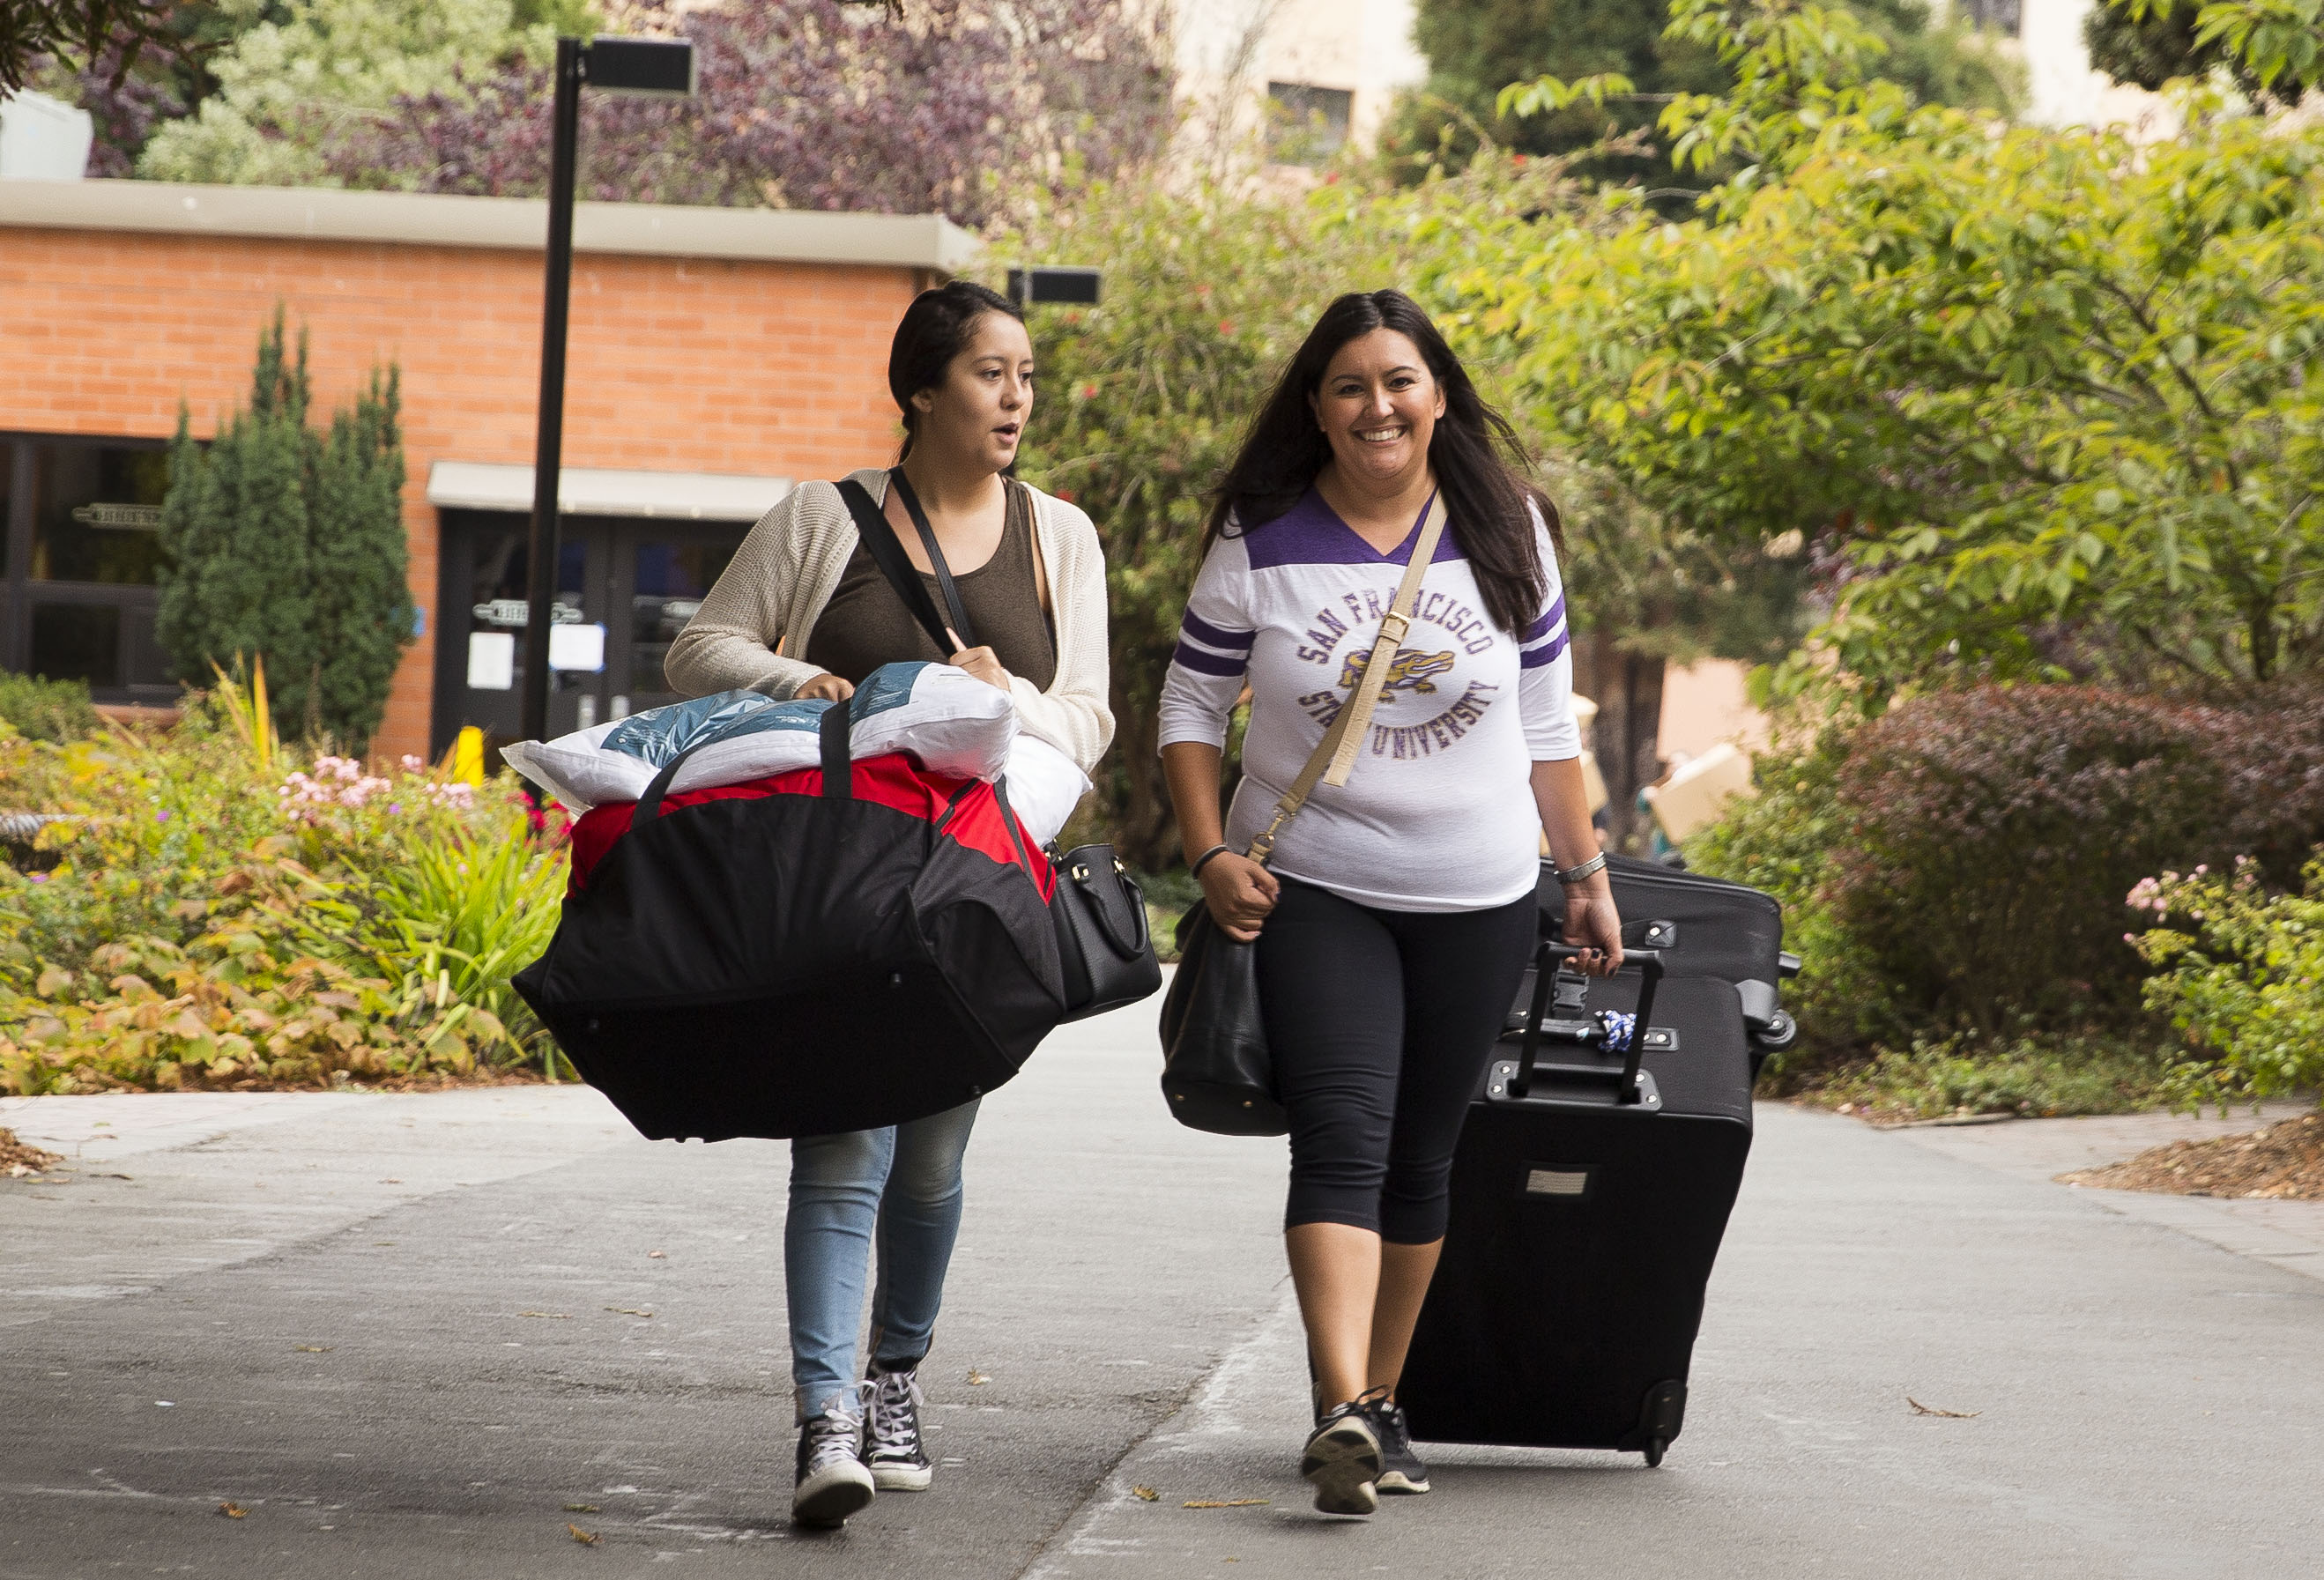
[
  {"xmin": 0, "ymin": 674, "xmax": 100, "ymax": 745},
  {"xmin": 0, "ymin": 689, "xmax": 568, "ymax": 1094},
  {"xmin": 2132, "ymin": 856, "xmax": 2324, "ymax": 1109},
  {"xmin": 159, "ymin": 310, "xmax": 414, "ymax": 752},
  {"xmin": 1826, "ymin": 685, "xmax": 2324, "ymax": 1037},
  {"xmin": 1687, "ymin": 727, "xmax": 1901, "ymax": 1062}
]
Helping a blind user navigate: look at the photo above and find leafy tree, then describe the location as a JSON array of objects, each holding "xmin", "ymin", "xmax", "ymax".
[
  {"xmin": 315, "ymin": 0, "xmax": 1169, "ymax": 226},
  {"xmin": 160, "ymin": 311, "xmax": 415, "ymax": 751},
  {"xmin": 0, "ymin": 0, "xmax": 180, "ymax": 93},
  {"xmin": 1470, "ymin": 0, "xmax": 2324, "ymax": 711},
  {"xmin": 1392, "ymin": 0, "xmax": 2016, "ymax": 189},
  {"xmin": 136, "ymin": 0, "xmax": 561, "ymax": 185}
]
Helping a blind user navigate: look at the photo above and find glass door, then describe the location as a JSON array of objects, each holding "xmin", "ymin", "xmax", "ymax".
[{"xmin": 432, "ymin": 512, "xmax": 746, "ymax": 760}]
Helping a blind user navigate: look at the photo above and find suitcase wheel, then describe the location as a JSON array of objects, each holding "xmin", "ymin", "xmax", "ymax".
[{"xmin": 1644, "ymin": 1438, "xmax": 1667, "ymax": 1468}]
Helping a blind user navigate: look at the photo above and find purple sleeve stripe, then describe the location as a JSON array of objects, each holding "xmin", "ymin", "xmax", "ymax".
[
  {"xmin": 1171, "ymin": 640, "xmax": 1248, "ymax": 679},
  {"xmin": 1180, "ymin": 610, "xmax": 1256, "ymax": 652},
  {"xmin": 1519, "ymin": 631, "xmax": 1570, "ymax": 669},
  {"xmin": 1520, "ymin": 596, "xmax": 1567, "ymax": 643}
]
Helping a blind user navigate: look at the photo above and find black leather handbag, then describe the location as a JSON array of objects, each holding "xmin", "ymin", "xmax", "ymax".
[
  {"xmin": 1157, "ymin": 495, "xmax": 1448, "ymax": 1136},
  {"xmin": 1158, "ymin": 902, "xmax": 1284, "ymax": 1132},
  {"xmin": 1050, "ymin": 842, "xmax": 1164, "ymax": 1021},
  {"xmin": 836, "ymin": 472, "xmax": 1162, "ymax": 1023}
]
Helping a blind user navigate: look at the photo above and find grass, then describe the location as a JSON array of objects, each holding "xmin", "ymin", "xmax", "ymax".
[{"xmin": 1764, "ymin": 1031, "xmax": 2187, "ymax": 1124}]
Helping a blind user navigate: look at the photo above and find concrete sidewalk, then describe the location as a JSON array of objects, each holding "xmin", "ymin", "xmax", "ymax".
[{"xmin": 4, "ymin": 1009, "xmax": 2319, "ymax": 1578}]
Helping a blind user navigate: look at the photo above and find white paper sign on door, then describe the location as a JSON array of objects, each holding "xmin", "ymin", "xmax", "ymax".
[
  {"xmin": 466, "ymin": 631, "xmax": 516, "ymax": 690},
  {"xmin": 548, "ymin": 622, "xmax": 606, "ymax": 673}
]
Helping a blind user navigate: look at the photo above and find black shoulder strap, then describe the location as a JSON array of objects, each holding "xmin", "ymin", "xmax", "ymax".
[
  {"xmin": 834, "ymin": 476, "xmax": 960, "ymax": 656},
  {"xmin": 886, "ymin": 470, "xmax": 977, "ymax": 649},
  {"xmin": 817, "ymin": 695, "xmax": 852, "ymax": 799}
]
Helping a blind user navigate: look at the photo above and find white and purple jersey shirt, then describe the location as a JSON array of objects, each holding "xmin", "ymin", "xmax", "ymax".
[{"xmin": 1156, "ymin": 486, "xmax": 1580, "ymax": 913}]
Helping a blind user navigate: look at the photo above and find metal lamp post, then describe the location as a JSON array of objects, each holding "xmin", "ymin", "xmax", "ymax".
[{"xmin": 522, "ymin": 35, "xmax": 698, "ymax": 747}]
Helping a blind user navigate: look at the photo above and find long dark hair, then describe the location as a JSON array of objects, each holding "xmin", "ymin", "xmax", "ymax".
[
  {"xmin": 888, "ymin": 278, "xmax": 1025, "ymax": 461},
  {"xmin": 1206, "ymin": 289, "xmax": 1556, "ymax": 636}
]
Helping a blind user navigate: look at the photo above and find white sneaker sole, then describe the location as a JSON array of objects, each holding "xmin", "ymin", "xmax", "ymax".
[
  {"xmin": 1300, "ymin": 1419, "xmax": 1382, "ymax": 1516},
  {"xmin": 870, "ymin": 1459, "xmax": 932, "ymax": 1492},
  {"xmin": 792, "ymin": 1461, "xmax": 875, "ymax": 1527}
]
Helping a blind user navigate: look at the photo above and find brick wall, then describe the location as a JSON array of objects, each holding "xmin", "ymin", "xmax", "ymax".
[{"xmin": 0, "ymin": 226, "xmax": 920, "ymax": 762}]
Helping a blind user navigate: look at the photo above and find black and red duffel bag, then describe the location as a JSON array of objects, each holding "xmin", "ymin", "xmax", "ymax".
[{"xmin": 513, "ymin": 701, "xmax": 1065, "ymax": 1141}]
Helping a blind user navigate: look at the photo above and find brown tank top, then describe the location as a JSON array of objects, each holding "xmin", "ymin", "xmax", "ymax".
[{"xmin": 804, "ymin": 480, "xmax": 1058, "ymax": 689}]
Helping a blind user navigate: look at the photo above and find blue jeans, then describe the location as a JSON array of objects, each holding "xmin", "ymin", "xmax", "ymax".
[{"xmin": 785, "ymin": 1099, "xmax": 980, "ymax": 1421}]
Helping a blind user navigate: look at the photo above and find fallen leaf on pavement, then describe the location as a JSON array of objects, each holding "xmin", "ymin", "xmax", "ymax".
[
  {"xmin": 966, "ymin": 1369, "xmax": 990, "ymax": 1385},
  {"xmin": 605, "ymin": 1307, "xmax": 654, "ymax": 1317},
  {"xmin": 1907, "ymin": 1397, "xmax": 1980, "ymax": 1419},
  {"xmin": 568, "ymin": 1523, "xmax": 599, "ymax": 1545},
  {"xmin": 293, "ymin": 1345, "xmax": 333, "ymax": 1354},
  {"xmin": 218, "ymin": 1502, "xmax": 247, "ymax": 1519},
  {"xmin": 1131, "ymin": 1486, "xmax": 1159, "ymax": 1502},
  {"xmin": 1182, "ymin": 1499, "xmax": 1270, "ymax": 1509},
  {"xmin": 563, "ymin": 1503, "xmax": 599, "ymax": 1513}
]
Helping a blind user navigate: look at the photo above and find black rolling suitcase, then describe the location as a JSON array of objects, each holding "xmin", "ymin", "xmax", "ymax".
[{"xmin": 1398, "ymin": 860, "xmax": 1793, "ymax": 1465}]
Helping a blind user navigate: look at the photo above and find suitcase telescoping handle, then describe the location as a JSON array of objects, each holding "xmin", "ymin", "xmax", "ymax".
[{"xmin": 1510, "ymin": 941, "xmax": 1665, "ymax": 1106}]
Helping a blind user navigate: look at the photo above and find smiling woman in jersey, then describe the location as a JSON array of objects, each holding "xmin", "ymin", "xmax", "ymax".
[{"xmin": 1157, "ymin": 289, "xmax": 1621, "ymax": 1516}]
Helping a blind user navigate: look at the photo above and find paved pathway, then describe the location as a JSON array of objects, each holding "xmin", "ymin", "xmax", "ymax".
[{"xmin": 4, "ymin": 1005, "xmax": 2319, "ymax": 1579}]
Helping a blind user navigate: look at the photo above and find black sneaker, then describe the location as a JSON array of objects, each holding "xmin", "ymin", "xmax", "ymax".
[
  {"xmin": 1299, "ymin": 1399, "xmax": 1383, "ymax": 1516},
  {"xmin": 863, "ymin": 1366, "xmax": 932, "ymax": 1491},
  {"xmin": 1362, "ymin": 1396, "xmax": 1431, "ymax": 1495},
  {"xmin": 791, "ymin": 1410, "xmax": 874, "ymax": 1527}
]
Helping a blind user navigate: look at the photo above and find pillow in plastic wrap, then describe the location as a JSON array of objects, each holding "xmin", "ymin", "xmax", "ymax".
[{"xmin": 501, "ymin": 661, "xmax": 1014, "ymax": 813}]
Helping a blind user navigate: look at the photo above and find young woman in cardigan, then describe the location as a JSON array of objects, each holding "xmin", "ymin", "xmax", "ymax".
[
  {"xmin": 666, "ymin": 280, "xmax": 1112, "ymax": 1527},
  {"xmin": 1156, "ymin": 290, "xmax": 1620, "ymax": 1516}
]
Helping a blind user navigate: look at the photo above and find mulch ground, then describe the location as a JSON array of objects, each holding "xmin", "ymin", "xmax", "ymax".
[
  {"xmin": 2060, "ymin": 1112, "xmax": 2324, "ymax": 1200},
  {"xmin": 1, "ymin": 1126, "xmax": 66, "ymax": 1177}
]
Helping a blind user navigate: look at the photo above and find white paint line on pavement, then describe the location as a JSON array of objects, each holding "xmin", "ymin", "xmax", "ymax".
[{"xmin": 1021, "ymin": 1288, "xmax": 1305, "ymax": 1578}]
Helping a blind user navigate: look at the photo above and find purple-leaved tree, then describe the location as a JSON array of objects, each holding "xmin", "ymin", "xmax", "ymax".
[{"xmin": 320, "ymin": 0, "xmax": 1171, "ymax": 226}]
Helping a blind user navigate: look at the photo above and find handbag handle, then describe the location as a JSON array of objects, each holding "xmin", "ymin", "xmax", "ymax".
[
  {"xmin": 1066, "ymin": 850, "xmax": 1152, "ymax": 958},
  {"xmin": 1245, "ymin": 491, "xmax": 1446, "ymax": 864}
]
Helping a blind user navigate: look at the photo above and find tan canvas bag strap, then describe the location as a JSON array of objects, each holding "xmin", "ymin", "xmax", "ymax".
[{"xmin": 1244, "ymin": 492, "xmax": 1446, "ymax": 865}]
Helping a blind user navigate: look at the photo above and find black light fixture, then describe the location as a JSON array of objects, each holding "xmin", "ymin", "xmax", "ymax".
[
  {"xmin": 522, "ymin": 34, "xmax": 697, "ymax": 749},
  {"xmin": 1007, "ymin": 266, "xmax": 1102, "ymax": 307}
]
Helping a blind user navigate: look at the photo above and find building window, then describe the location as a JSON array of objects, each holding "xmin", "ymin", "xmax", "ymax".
[
  {"xmin": 33, "ymin": 442, "xmax": 168, "ymax": 584},
  {"xmin": 4, "ymin": 434, "xmax": 177, "ymax": 704},
  {"xmin": 1956, "ymin": 0, "xmax": 2021, "ymax": 35},
  {"xmin": 1266, "ymin": 82, "xmax": 1353, "ymax": 165}
]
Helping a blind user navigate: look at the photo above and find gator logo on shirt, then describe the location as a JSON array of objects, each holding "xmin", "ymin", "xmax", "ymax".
[{"xmin": 1339, "ymin": 648, "xmax": 1458, "ymax": 695}]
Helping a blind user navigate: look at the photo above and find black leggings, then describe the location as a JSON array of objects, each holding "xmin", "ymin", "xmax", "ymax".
[{"xmin": 1254, "ymin": 878, "xmax": 1535, "ymax": 1244}]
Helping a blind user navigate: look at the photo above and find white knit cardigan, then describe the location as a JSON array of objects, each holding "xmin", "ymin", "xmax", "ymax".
[{"xmin": 664, "ymin": 467, "xmax": 1115, "ymax": 774}]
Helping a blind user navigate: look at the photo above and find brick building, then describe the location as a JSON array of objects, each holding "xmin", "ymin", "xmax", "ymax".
[{"xmin": 0, "ymin": 181, "xmax": 974, "ymax": 763}]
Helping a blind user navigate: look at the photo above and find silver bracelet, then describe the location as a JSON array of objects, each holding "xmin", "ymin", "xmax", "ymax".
[
  {"xmin": 1555, "ymin": 851, "xmax": 1608, "ymax": 886},
  {"xmin": 1189, "ymin": 842, "xmax": 1232, "ymax": 879}
]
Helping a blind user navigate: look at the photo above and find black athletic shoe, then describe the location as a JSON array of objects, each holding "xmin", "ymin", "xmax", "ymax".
[
  {"xmin": 1362, "ymin": 1396, "xmax": 1431, "ymax": 1495},
  {"xmin": 1300, "ymin": 1399, "xmax": 1383, "ymax": 1516},
  {"xmin": 863, "ymin": 1366, "xmax": 933, "ymax": 1491},
  {"xmin": 791, "ymin": 1410, "xmax": 874, "ymax": 1527}
]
